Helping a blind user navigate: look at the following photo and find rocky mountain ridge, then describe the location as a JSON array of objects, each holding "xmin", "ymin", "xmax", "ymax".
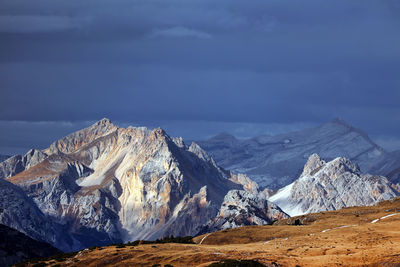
[
  {"xmin": 2, "ymin": 118, "xmax": 399, "ymax": 254},
  {"xmin": 201, "ymin": 190, "xmax": 289, "ymax": 233},
  {"xmin": 0, "ymin": 149, "xmax": 47, "ymax": 179},
  {"xmin": 0, "ymin": 178, "xmax": 74, "ymax": 251},
  {"xmin": 197, "ymin": 118, "xmax": 400, "ymax": 189},
  {"xmin": 0, "ymin": 119, "xmax": 283, "ymax": 251},
  {"xmin": 269, "ymin": 154, "xmax": 399, "ymax": 216}
]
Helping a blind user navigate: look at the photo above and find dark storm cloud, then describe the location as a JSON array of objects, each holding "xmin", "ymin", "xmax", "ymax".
[{"xmin": 0, "ymin": 0, "xmax": 400, "ymax": 153}]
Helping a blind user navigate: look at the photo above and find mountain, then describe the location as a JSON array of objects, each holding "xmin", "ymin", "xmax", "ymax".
[
  {"xmin": 0, "ymin": 149, "xmax": 47, "ymax": 179},
  {"xmin": 197, "ymin": 118, "xmax": 400, "ymax": 189},
  {"xmin": 0, "ymin": 224, "xmax": 61, "ymax": 267},
  {"xmin": 0, "ymin": 178, "xmax": 74, "ymax": 251},
  {"xmin": 200, "ymin": 190, "xmax": 288, "ymax": 233},
  {"xmin": 1, "ymin": 118, "xmax": 281, "ymax": 251},
  {"xmin": 269, "ymin": 154, "xmax": 399, "ymax": 216}
]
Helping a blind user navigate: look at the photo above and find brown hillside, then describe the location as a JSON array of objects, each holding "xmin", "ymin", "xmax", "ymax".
[{"xmin": 20, "ymin": 197, "xmax": 400, "ymax": 267}]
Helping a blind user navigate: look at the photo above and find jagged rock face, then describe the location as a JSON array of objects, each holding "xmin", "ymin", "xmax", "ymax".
[
  {"xmin": 0, "ymin": 179, "xmax": 74, "ymax": 251},
  {"xmin": 269, "ymin": 154, "xmax": 400, "ymax": 216},
  {"xmin": 197, "ymin": 118, "xmax": 397, "ymax": 189},
  {"xmin": 44, "ymin": 118, "xmax": 118, "ymax": 155},
  {"xmin": 3, "ymin": 119, "xmax": 269, "ymax": 250},
  {"xmin": 201, "ymin": 190, "xmax": 289, "ymax": 233},
  {"xmin": 0, "ymin": 149, "xmax": 47, "ymax": 179},
  {"xmin": 0, "ymin": 224, "xmax": 61, "ymax": 267},
  {"xmin": 9, "ymin": 155, "xmax": 120, "ymax": 250},
  {"xmin": 228, "ymin": 173, "xmax": 259, "ymax": 194}
]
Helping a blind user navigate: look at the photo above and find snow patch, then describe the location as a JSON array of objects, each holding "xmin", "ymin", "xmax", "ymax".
[
  {"xmin": 321, "ymin": 225, "xmax": 357, "ymax": 233},
  {"xmin": 269, "ymin": 183, "xmax": 304, "ymax": 216},
  {"xmin": 78, "ymin": 173, "xmax": 105, "ymax": 187},
  {"xmin": 371, "ymin": 213, "xmax": 400, "ymax": 224}
]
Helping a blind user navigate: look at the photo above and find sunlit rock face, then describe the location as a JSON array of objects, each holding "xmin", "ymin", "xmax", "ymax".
[
  {"xmin": 1, "ymin": 119, "xmax": 276, "ymax": 251},
  {"xmin": 269, "ymin": 154, "xmax": 400, "ymax": 216}
]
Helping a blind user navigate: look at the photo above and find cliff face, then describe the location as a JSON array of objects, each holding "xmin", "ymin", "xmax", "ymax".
[
  {"xmin": 269, "ymin": 154, "xmax": 400, "ymax": 216},
  {"xmin": 0, "ymin": 149, "xmax": 47, "ymax": 179},
  {"xmin": 0, "ymin": 179, "xmax": 74, "ymax": 251},
  {"xmin": 201, "ymin": 190, "xmax": 289, "ymax": 233},
  {"xmin": 1, "ymin": 119, "xmax": 282, "ymax": 251}
]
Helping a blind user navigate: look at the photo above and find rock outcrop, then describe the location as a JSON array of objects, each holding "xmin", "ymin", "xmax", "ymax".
[
  {"xmin": 269, "ymin": 154, "xmax": 399, "ymax": 216},
  {"xmin": 201, "ymin": 190, "xmax": 289, "ymax": 233},
  {"xmin": 0, "ymin": 149, "xmax": 47, "ymax": 179}
]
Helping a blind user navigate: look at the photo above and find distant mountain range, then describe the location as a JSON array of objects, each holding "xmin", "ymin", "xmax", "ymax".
[{"xmin": 197, "ymin": 118, "xmax": 400, "ymax": 189}]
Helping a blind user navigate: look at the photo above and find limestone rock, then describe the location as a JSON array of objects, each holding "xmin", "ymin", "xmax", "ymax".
[
  {"xmin": 269, "ymin": 154, "xmax": 399, "ymax": 216},
  {"xmin": 2, "ymin": 119, "xmax": 278, "ymax": 251},
  {"xmin": 0, "ymin": 149, "xmax": 48, "ymax": 179},
  {"xmin": 200, "ymin": 190, "xmax": 289, "ymax": 233}
]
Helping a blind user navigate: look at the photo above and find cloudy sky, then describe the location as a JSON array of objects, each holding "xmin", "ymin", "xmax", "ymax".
[{"xmin": 1, "ymin": 0, "xmax": 400, "ymax": 154}]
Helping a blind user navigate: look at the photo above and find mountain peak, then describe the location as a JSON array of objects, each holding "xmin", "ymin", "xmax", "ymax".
[
  {"xmin": 301, "ymin": 153, "xmax": 326, "ymax": 176},
  {"xmin": 301, "ymin": 154, "xmax": 361, "ymax": 178},
  {"xmin": 327, "ymin": 156, "xmax": 361, "ymax": 174},
  {"xmin": 44, "ymin": 118, "xmax": 117, "ymax": 155},
  {"xmin": 95, "ymin": 118, "xmax": 113, "ymax": 126},
  {"xmin": 270, "ymin": 156, "xmax": 399, "ymax": 216},
  {"xmin": 153, "ymin": 127, "xmax": 167, "ymax": 136}
]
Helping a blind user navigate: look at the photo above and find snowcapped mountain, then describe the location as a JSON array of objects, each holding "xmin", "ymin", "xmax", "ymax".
[
  {"xmin": 1, "ymin": 118, "xmax": 282, "ymax": 251},
  {"xmin": 269, "ymin": 154, "xmax": 399, "ymax": 216},
  {"xmin": 0, "ymin": 179, "xmax": 74, "ymax": 251},
  {"xmin": 197, "ymin": 118, "xmax": 400, "ymax": 189}
]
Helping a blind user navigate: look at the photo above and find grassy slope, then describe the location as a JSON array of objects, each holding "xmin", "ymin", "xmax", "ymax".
[{"xmin": 20, "ymin": 197, "xmax": 400, "ymax": 267}]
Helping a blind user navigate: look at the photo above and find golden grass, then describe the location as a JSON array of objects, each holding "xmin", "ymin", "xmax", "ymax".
[{"xmin": 22, "ymin": 197, "xmax": 400, "ymax": 267}]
